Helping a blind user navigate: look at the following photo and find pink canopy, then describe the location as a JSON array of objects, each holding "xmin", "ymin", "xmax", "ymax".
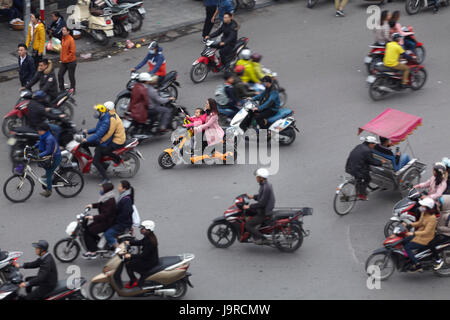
[{"xmin": 358, "ymin": 108, "xmax": 422, "ymax": 145}]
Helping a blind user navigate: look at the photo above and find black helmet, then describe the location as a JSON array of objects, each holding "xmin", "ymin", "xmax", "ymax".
[
  {"xmin": 251, "ymin": 53, "xmax": 262, "ymax": 62},
  {"xmin": 32, "ymin": 240, "xmax": 49, "ymax": 251},
  {"xmin": 148, "ymin": 41, "xmax": 158, "ymax": 50},
  {"xmin": 33, "ymin": 90, "xmax": 47, "ymax": 101},
  {"xmin": 392, "ymin": 33, "xmax": 402, "ymax": 41},
  {"xmin": 261, "ymin": 75, "xmax": 272, "ymax": 83}
]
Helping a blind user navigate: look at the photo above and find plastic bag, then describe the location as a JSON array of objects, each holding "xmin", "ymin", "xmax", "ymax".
[{"xmin": 132, "ymin": 204, "xmax": 141, "ymax": 227}]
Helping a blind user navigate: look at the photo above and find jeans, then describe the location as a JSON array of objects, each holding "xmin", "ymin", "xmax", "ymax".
[
  {"xmin": 403, "ymin": 236, "xmax": 427, "ymax": 265},
  {"xmin": 334, "ymin": 0, "xmax": 348, "ymax": 10},
  {"xmin": 399, "ymin": 154, "xmax": 411, "ymax": 168},
  {"xmin": 48, "ymin": 123, "xmax": 61, "ymax": 142},
  {"xmin": 148, "ymin": 106, "xmax": 171, "ymax": 129},
  {"xmin": 105, "ymin": 225, "xmax": 124, "ymax": 247},
  {"xmin": 58, "ymin": 62, "xmax": 77, "ymax": 91},
  {"xmin": 45, "ymin": 154, "xmax": 62, "ymax": 192}
]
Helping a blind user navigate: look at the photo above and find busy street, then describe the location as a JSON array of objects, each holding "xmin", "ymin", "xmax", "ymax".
[{"xmin": 1, "ymin": 0, "xmax": 450, "ymax": 301}]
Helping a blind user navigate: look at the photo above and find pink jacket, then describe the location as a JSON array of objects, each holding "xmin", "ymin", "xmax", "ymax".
[
  {"xmin": 416, "ymin": 176, "xmax": 447, "ymax": 200},
  {"xmin": 185, "ymin": 113, "xmax": 207, "ymax": 128},
  {"xmin": 195, "ymin": 113, "xmax": 224, "ymax": 146}
]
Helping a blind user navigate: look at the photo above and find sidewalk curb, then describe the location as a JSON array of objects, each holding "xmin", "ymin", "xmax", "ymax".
[{"xmin": 0, "ymin": 0, "xmax": 276, "ymax": 83}]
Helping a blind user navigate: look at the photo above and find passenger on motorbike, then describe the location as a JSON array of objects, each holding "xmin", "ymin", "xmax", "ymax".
[
  {"xmin": 13, "ymin": 240, "xmax": 57, "ymax": 300},
  {"xmin": 414, "ymin": 163, "xmax": 448, "ymax": 201},
  {"xmin": 388, "ymin": 11, "xmax": 415, "ymax": 50},
  {"xmin": 233, "ymin": 65, "xmax": 256, "ymax": 101},
  {"xmin": 123, "ymin": 220, "xmax": 159, "ymax": 289},
  {"xmin": 383, "ymin": 33, "xmax": 415, "ymax": 89},
  {"xmin": 242, "ymin": 168, "xmax": 275, "ymax": 245},
  {"xmin": 83, "ymin": 182, "xmax": 117, "ymax": 260},
  {"xmin": 374, "ymin": 10, "xmax": 391, "ymax": 46},
  {"xmin": 402, "ymin": 197, "xmax": 438, "ymax": 272},
  {"xmin": 373, "ymin": 137, "xmax": 410, "ymax": 170},
  {"xmin": 81, "ymin": 104, "xmax": 112, "ymax": 184},
  {"xmin": 24, "ymin": 59, "xmax": 59, "ymax": 102},
  {"xmin": 236, "ymin": 49, "xmax": 263, "ymax": 92},
  {"xmin": 441, "ymin": 157, "xmax": 450, "ymax": 195},
  {"xmin": 100, "ymin": 101, "xmax": 126, "ymax": 167},
  {"xmin": 428, "ymin": 195, "xmax": 450, "ymax": 270},
  {"xmin": 145, "ymin": 74, "xmax": 175, "ymax": 133},
  {"xmin": 250, "ymin": 76, "xmax": 281, "ymax": 129},
  {"xmin": 131, "ymin": 41, "xmax": 167, "ymax": 86},
  {"xmin": 251, "ymin": 53, "xmax": 266, "ymax": 83},
  {"xmin": 184, "ymin": 108, "xmax": 207, "ymax": 129}
]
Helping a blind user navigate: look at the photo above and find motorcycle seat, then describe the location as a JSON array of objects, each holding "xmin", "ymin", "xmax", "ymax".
[
  {"xmin": 270, "ymin": 210, "xmax": 297, "ymax": 219},
  {"xmin": 124, "ymin": 138, "xmax": 138, "ymax": 148},
  {"xmin": 142, "ymin": 256, "xmax": 182, "ymax": 279},
  {"xmin": 375, "ymin": 65, "xmax": 399, "ymax": 73},
  {"xmin": 267, "ymin": 108, "xmax": 293, "ymax": 124},
  {"xmin": 51, "ymin": 91, "xmax": 69, "ymax": 104},
  {"xmin": 233, "ymin": 38, "xmax": 247, "ymax": 51},
  {"xmin": 44, "ymin": 280, "xmax": 69, "ymax": 298}
]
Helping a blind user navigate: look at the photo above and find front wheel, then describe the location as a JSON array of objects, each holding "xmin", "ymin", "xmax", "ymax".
[
  {"xmin": 3, "ymin": 175, "xmax": 34, "ymax": 203},
  {"xmin": 190, "ymin": 63, "xmax": 209, "ymax": 83},
  {"xmin": 2, "ymin": 116, "xmax": 24, "ymax": 137},
  {"xmin": 53, "ymin": 238, "xmax": 81, "ymax": 263},
  {"xmin": 89, "ymin": 282, "xmax": 115, "ymax": 301},
  {"xmin": 91, "ymin": 30, "xmax": 109, "ymax": 46},
  {"xmin": 207, "ymin": 221, "xmax": 237, "ymax": 248},
  {"xmin": 158, "ymin": 152, "xmax": 176, "ymax": 169},
  {"xmin": 405, "ymin": 0, "xmax": 422, "ymax": 15},
  {"xmin": 333, "ymin": 180, "xmax": 357, "ymax": 216},
  {"xmin": 365, "ymin": 252, "xmax": 396, "ymax": 281},
  {"xmin": 54, "ymin": 168, "xmax": 84, "ymax": 198},
  {"xmin": 414, "ymin": 46, "xmax": 426, "ymax": 64},
  {"xmin": 384, "ymin": 220, "xmax": 402, "ymax": 238},
  {"xmin": 272, "ymin": 224, "xmax": 304, "ymax": 253},
  {"xmin": 163, "ymin": 85, "xmax": 178, "ymax": 100},
  {"xmin": 115, "ymin": 95, "xmax": 130, "ymax": 118},
  {"xmin": 307, "ymin": 0, "xmax": 319, "ymax": 8},
  {"xmin": 116, "ymin": 151, "xmax": 140, "ymax": 178},
  {"xmin": 434, "ymin": 250, "xmax": 450, "ymax": 277},
  {"xmin": 410, "ymin": 69, "xmax": 427, "ymax": 91}
]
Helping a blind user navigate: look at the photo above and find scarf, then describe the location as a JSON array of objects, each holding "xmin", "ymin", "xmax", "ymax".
[
  {"xmin": 118, "ymin": 189, "xmax": 132, "ymax": 203},
  {"xmin": 98, "ymin": 190, "xmax": 115, "ymax": 203}
]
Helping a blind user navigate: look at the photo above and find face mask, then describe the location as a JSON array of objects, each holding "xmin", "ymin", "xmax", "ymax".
[
  {"xmin": 93, "ymin": 111, "xmax": 101, "ymax": 119},
  {"xmin": 419, "ymin": 207, "xmax": 427, "ymax": 213},
  {"xmin": 99, "ymin": 190, "xmax": 104, "ymax": 196}
]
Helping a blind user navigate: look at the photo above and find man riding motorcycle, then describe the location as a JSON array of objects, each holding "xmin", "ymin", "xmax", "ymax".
[
  {"xmin": 250, "ymin": 76, "xmax": 281, "ymax": 129},
  {"xmin": 383, "ymin": 33, "xmax": 415, "ymax": 89},
  {"xmin": 146, "ymin": 74, "xmax": 174, "ymax": 133},
  {"xmin": 13, "ymin": 240, "xmax": 57, "ymax": 300},
  {"xmin": 131, "ymin": 41, "xmax": 167, "ymax": 86},
  {"xmin": 100, "ymin": 101, "xmax": 126, "ymax": 167},
  {"xmin": 24, "ymin": 59, "xmax": 59, "ymax": 101},
  {"xmin": 242, "ymin": 168, "xmax": 276, "ymax": 245}
]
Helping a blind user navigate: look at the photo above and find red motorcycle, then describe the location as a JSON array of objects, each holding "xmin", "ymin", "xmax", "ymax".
[
  {"xmin": 207, "ymin": 194, "xmax": 312, "ymax": 252},
  {"xmin": 61, "ymin": 134, "xmax": 144, "ymax": 179},
  {"xmin": 2, "ymin": 89, "xmax": 76, "ymax": 137},
  {"xmin": 190, "ymin": 37, "xmax": 249, "ymax": 84},
  {"xmin": 364, "ymin": 26, "xmax": 426, "ymax": 74}
]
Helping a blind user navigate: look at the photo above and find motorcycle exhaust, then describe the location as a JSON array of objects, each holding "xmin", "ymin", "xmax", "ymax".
[
  {"xmin": 153, "ymin": 289, "xmax": 177, "ymax": 297},
  {"xmin": 378, "ymin": 86, "xmax": 395, "ymax": 93}
]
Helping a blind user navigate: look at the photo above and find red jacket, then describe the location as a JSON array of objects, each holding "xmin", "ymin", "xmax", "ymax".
[{"xmin": 128, "ymin": 82, "xmax": 149, "ymax": 124}]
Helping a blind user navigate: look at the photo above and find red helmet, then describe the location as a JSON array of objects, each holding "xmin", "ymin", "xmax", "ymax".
[
  {"xmin": 234, "ymin": 65, "xmax": 245, "ymax": 75},
  {"xmin": 251, "ymin": 53, "xmax": 262, "ymax": 62}
]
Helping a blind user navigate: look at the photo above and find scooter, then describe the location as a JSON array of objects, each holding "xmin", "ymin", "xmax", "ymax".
[
  {"xmin": 104, "ymin": 0, "xmax": 132, "ymax": 38},
  {"xmin": 406, "ymin": 0, "xmax": 449, "ymax": 14},
  {"xmin": 67, "ymin": 0, "xmax": 115, "ymax": 46},
  {"xmin": 89, "ymin": 243, "xmax": 194, "ymax": 300},
  {"xmin": 54, "ymin": 208, "xmax": 136, "ymax": 263},
  {"xmin": 105, "ymin": 0, "xmax": 145, "ymax": 31}
]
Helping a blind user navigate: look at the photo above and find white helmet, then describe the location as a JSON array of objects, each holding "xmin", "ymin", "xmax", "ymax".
[
  {"xmin": 140, "ymin": 220, "xmax": 155, "ymax": 232},
  {"xmin": 419, "ymin": 197, "xmax": 435, "ymax": 209},
  {"xmin": 138, "ymin": 72, "xmax": 152, "ymax": 82},
  {"xmin": 365, "ymin": 136, "xmax": 377, "ymax": 144},
  {"xmin": 254, "ymin": 168, "xmax": 269, "ymax": 179},
  {"xmin": 240, "ymin": 49, "xmax": 252, "ymax": 60},
  {"xmin": 104, "ymin": 101, "xmax": 115, "ymax": 111}
]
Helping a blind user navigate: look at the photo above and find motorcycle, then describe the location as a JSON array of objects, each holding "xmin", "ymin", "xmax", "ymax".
[
  {"xmin": 67, "ymin": 0, "xmax": 115, "ymax": 46},
  {"xmin": 54, "ymin": 208, "xmax": 136, "ymax": 263},
  {"xmin": 224, "ymin": 100, "xmax": 299, "ymax": 146},
  {"xmin": 207, "ymin": 194, "xmax": 312, "ymax": 252},
  {"xmin": 2, "ymin": 89, "xmax": 76, "ymax": 137},
  {"xmin": 104, "ymin": 0, "xmax": 145, "ymax": 33},
  {"xmin": 61, "ymin": 133, "xmax": 144, "ymax": 179},
  {"xmin": 104, "ymin": 1, "xmax": 132, "ymax": 38},
  {"xmin": 190, "ymin": 37, "xmax": 249, "ymax": 84},
  {"xmin": 115, "ymin": 71, "xmax": 181, "ymax": 118},
  {"xmin": 89, "ymin": 243, "xmax": 194, "ymax": 300},
  {"xmin": 232, "ymin": 0, "xmax": 256, "ymax": 11},
  {"xmin": 365, "ymin": 224, "xmax": 450, "ymax": 280},
  {"xmin": 406, "ymin": 0, "xmax": 449, "ymax": 14},
  {"xmin": 366, "ymin": 58, "xmax": 427, "ymax": 101}
]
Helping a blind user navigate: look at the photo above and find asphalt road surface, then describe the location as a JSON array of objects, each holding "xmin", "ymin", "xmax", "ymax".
[{"xmin": 1, "ymin": 0, "xmax": 450, "ymax": 299}]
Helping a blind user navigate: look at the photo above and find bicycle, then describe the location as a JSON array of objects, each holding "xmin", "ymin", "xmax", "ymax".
[
  {"xmin": 333, "ymin": 176, "xmax": 379, "ymax": 216},
  {"xmin": 4, "ymin": 146, "xmax": 84, "ymax": 203}
]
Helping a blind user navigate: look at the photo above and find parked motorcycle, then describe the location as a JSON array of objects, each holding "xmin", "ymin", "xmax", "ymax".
[
  {"xmin": 2, "ymin": 89, "xmax": 76, "ymax": 137},
  {"xmin": 365, "ymin": 224, "xmax": 450, "ymax": 280},
  {"xmin": 104, "ymin": 0, "xmax": 145, "ymax": 33},
  {"xmin": 406, "ymin": 0, "xmax": 449, "ymax": 14},
  {"xmin": 207, "ymin": 194, "xmax": 312, "ymax": 252},
  {"xmin": 190, "ymin": 37, "xmax": 249, "ymax": 84},
  {"xmin": 67, "ymin": 0, "xmax": 115, "ymax": 46},
  {"xmin": 89, "ymin": 243, "xmax": 194, "ymax": 300},
  {"xmin": 54, "ymin": 208, "xmax": 135, "ymax": 263},
  {"xmin": 105, "ymin": 1, "xmax": 132, "ymax": 38}
]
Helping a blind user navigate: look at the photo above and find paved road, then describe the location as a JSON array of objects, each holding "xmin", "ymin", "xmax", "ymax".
[{"xmin": 1, "ymin": 1, "xmax": 450, "ymax": 299}]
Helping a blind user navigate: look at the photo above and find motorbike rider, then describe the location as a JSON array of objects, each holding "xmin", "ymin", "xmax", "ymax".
[
  {"xmin": 374, "ymin": 10, "xmax": 391, "ymax": 46},
  {"xmin": 250, "ymin": 76, "xmax": 281, "ymax": 129},
  {"xmin": 374, "ymin": 136, "xmax": 410, "ymax": 170},
  {"xmin": 24, "ymin": 58, "xmax": 59, "ymax": 102},
  {"xmin": 236, "ymin": 49, "xmax": 263, "ymax": 92},
  {"xmin": 83, "ymin": 182, "xmax": 117, "ymax": 259},
  {"xmin": 205, "ymin": 12, "xmax": 239, "ymax": 68},
  {"xmin": 13, "ymin": 240, "xmax": 57, "ymax": 300},
  {"xmin": 345, "ymin": 136, "xmax": 386, "ymax": 201},
  {"xmin": 233, "ymin": 65, "xmax": 256, "ymax": 101},
  {"xmin": 128, "ymin": 72, "xmax": 150, "ymax": 134},
  {"xmin": 145, "ymin": 74, "xmax": 175, "ymax": 133},
  {"xmin": 441, "ymin": 157, "xmax": 450, "ymax": 195},
  {"xmin": 81, "ymin": 104, "xmax": 112, "ymax": 184},
  {"xmin": 414, "ymin": 163, "xmax": 448, "ymax": 201},
  {"xmin": 402, "ymin": 197, "xmax": 438, "ymax": 272},
  {"xmin": 99, "ymin": 101, "xmax": 126, "ymax": 167},
  {"xmin": 242, "ymin": 168, "xmax": 276, "ymax": 245},
  {"xmin": 383, "ymin": 33, "xmax": 415, "ymax": 89},
  {"xmin": 123, "ymin": 220, "xmax": 159, "ymax": 289},
  {"xmin": 131, "ymin": 41, "xmax": 167, "ymax": 86},
  {"xmin": 428, "ymin": 195, "xmax": 450, "ymax": 270}
]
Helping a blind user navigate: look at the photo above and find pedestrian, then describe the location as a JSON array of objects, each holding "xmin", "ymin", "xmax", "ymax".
[
  {"xmin": 26, "ymin": 12, "xmax": 46, "ymax": 69},
  {"xmin": 202, "ymin": 0, "xmax": 218, "ymax": 40},
  {"xmin": 47, "ymin": 11, "xmax": 66, "ymax": 40},
  {"xmin": 335, "ymin": 0, "xmax": 348, "ymax": 17},
  {"xmin": 58, "ymin": 26, "xmax": 77, "ymax": 93},
  {"xmin": 212, "ymin": 0, "xmax": 234, "ymax": 24},
  {"xmin": 17, "ymin": 43, "xmax": 35, "ymax": 87}
]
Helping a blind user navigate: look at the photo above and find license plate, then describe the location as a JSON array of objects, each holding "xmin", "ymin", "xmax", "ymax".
[
  {"xmin": 366, "ymin": 75, "xmax": 376, "ymax": 83},
  {"xmin": 364, "ymin": 56, "xmax": 372, "ymax": 64},
  {"xmin": 138, "ymin": 7, "xmax": 146, "ymax": 14},
  {"xmin": 105, "ymin": 30, "xmax": 114, "ymax": 37},
  {"xmin": 123, "ymin": 119, "xmax": 131, "ymax": 128},
  {"xmin": 124, "ymin": 24, "xmax": 132, "ymax": 32}
]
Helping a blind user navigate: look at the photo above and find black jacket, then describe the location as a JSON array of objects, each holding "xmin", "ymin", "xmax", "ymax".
[
  {"xmin": 23, "ymin": 253, "xmax": 58, "ymax": 289},
  {"xmin": 18, "ymin": 55, "xmax": 35, "ymax": 86},
  {"xmin": 129, "ymin": 236, "xmax": 159, "ymax": 270},
  {"xmin": 115, "ymin": 195, "xmax": 133, "ymax": 230},
  {"xmin": 27, "ymin": 99, "xmax": 59, "ymax": 130},
  {"xmin": 345, "ymin": 143, "xmax": 382, "ymax": 177},
  {"xmin": 250, "ymin": 181, "xmax": 276, "ymax": 216},
  {"xmin": 209, "ymin": 19, "xmax": 239, "ymax": 48},
  {"xmin": 90, "ymin": 197, "xmax": 117, "ymax": 234},
  {"xmin": 26, "ymin": 61, "xmax": 59, "ymax": 99}
]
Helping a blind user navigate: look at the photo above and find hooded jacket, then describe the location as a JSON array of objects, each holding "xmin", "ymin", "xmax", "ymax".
[
  {"xmin": 35, "ymin": 130, "xmax": 61, "ymax": 158},
  {"xmin": 135, "ymin": 47, "xmax": 166, "ymax": 76},
  {"xmin": 252, "ymin": 85, "xmax": 280, "ymax": 112},
  {"xmin": 89, "ymin": 191, "xmax": 117, "ymax": 234},
  {"xmin": 26, "ymin": 61, "xmax": 59, "ymax": 99},
  {"xmin": 100, "ymin": 110, "xmax": 126, "ymax": 146},
  {"xmin": 128, "ymin": 82, "xmax": 149, "ymax": 124},
  {"xmin": 236, "ymin": 59, "xmax": 260, "ymax": 83}
]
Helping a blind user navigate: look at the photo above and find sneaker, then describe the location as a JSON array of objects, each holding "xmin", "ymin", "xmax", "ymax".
[
  {"xmin": 408, "ymin": 264, "xmax": 423, "ymax": 273},
  {"xmin": 82, "ymin": 252, "xmax": 97, "ymax": 260},
  {"xmin": 125, "ymin": 280, "xmax": 139, "ymax": 289},
  {"xmin": 337, "ymin": 10, "xmax": 345, "ymax": 16},
  {"xmin": 335, "ymin": 11, "xmax": 340, "ymax": 16},
  {"xmin": 39, "ymin": 190, "xmax": 52, "ymax": 198},
  {"xmin": 357, "ymin": 194, "xmax": 369, "ymax": 201},
  {"xmin": 434, "ymin": 259, "xmax": 444, "ymax": 271}
]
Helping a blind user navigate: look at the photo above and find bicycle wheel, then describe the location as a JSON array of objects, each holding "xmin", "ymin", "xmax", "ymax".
[
  {"xmin": 333, "ymin": 181, "xmax": 357, "ymax": 216},
  {"xmin": 54, "ymin": 168, "xmax": 84, "ymax": 198},
  {"xmin": 3, "ymin": 175, "xmax": 34, "ymax": 203}
]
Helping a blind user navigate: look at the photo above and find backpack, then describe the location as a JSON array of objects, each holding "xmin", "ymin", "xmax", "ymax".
[{"xmin": 214, "ymin": 84, "xmax": 230, "ymax": 106}]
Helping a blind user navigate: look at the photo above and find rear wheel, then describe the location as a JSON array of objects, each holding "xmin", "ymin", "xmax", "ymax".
[
  {"xmin": 115, "ymin": 96, "xmax": 130, "ymax": 118},
  {"xmin": 91, "ymin": 30, "xmax": 109, "ymax": 46},
  {"xmin": 278, "ymin": 127, "xmax": 296, "ymax": 146},
  {"xmin": 434, "ymin": 250, "xmax": 450, "ymax": 277},
  {"xmin": 207, "ymin": 221, "xmax": 236, "ymax": 248},
  {"xmin": 128, "ymin": 9, "xmax": 143, "ymax": 31},
  {"xmin": 333, "ymin": 180, "xmax": 357, "ymax": 216},
  {"xmin": 410, "ymin": 69, "xmax": 427, "ymax": 91},
  {"xmin": 54, "ymin": 168, "xmax": 84, "ymax": 198},
  {"xmin": 190, "ymin": 63, "xmax": 209, "ymax": 83},
  {"xmin": 272, "ymin": 224, "xmax": 304, "ymax": 253},
  {"xmin": 2, "ymin": 116, "xmax": 24, "ymax": 137},
  {"xmin": 168, "ymin": 280, "xmax": 188, "ymax": 299},
  {"xmin": 53, "ymin": 238, "xmax": 81, "ymax": 263},
  {"xmin": 89, "ymin": 282, "xmax": 115, "ymax": 301},
  {"xmin": 405, "ymin": 0, "xmax": 422, "ymax": 15},
  {"xmin": 158, "ymin": 152, "xmax": 175, "ymax": 169},
  {"xmin": 369, "ymin": 77, "xmax": 389, "ymax": 101},
  {"xmin": 365, "ymin": 252, "xmax": 396, "ymax": 281},
  {"xmin": 3, "ymin": 175, "xmax": 34, "ymax": 203}
]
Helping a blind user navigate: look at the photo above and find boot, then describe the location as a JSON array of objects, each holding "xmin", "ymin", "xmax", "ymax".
[{"xmin": 39, "ymin": 190, "xmax": 52, "ymax": 198}]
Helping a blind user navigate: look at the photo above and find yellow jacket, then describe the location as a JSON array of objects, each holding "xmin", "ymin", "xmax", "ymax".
[
  {"xmin": 26, "ymin": 22, "xmax": 46, "ymax": 55},
  {"xmin": 101, "ymin": 110, "xmax": 126, "ymax": 145},
  {"xmin": 236, "ymin": 59, "xmax": 260, "ymax": 83},
  {"xmin": 252, "ymin": 61, "xmax": 265, "ymax": 81},
  {"xmin": 411, "ymin": 212, "xmax": 437, "ymax": 246}
]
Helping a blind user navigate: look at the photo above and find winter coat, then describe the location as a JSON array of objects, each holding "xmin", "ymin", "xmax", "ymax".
[
  {"xmin": 35, "ymin": 130, "xmax": 61, "ymax": 158},
  {"xmin": 411, "ymin": 212, "xmax": 437, "ymax": 246},
  {"xmin": 196, "ymin": 112, "xmax": 224, "ymax": 146},
  {"xmin": 27, "ymin": 99, "xmax": 59, "ymax": 129},
  {"xmin": 209, "ymin": 19, "xmax": 238, "ymax": 47},
  {"xmin": 345, "ymin": 143, "xmax": 382, "ymax": 178},
  {"xmin": 114, "ymin": 190, "xmax": 133, "ymax": 230},
  {"xmin": 86, "ymin": 113, "xmax": 111, "ymax": 146},
  {"xmin": 26, "ymin": 22, "xmax": 46, "ymax": 55},
  {"xmin": 250, "ymin": 180, "xmax": 276, "ymax": 216},
  {"xmin": 416, "ymin": 176, "xmax": 448, "ymax": 201},
  {"xmin": 89, "ymin": 192, "xmax": 117, "ymax": 234},
  {"xmin": 100, "ymin": 110, "xmax": 126, "ymax": 145},
  {"xmin": 233, "ymin": 76, "xmax": 255, "ymax": 100},
  {"xmin": 185, "ymin": 113, "xmax": 207, "ymax": 128},
  {"xmin": 253, "ymin": 86, "xmax": 280, "ymax": 112},
  {"xmin": 48, "ymin": 17, "xmax": 66, "ymax": 40},
  {"xmin": 236, "ymin": 59, "xmax": 260, "ymax": 83},
  {"xmin": 18, "ymin": 54, "xmax": 35, "ymax": 86},
  {"xmin": 128, "ymin": 82, "xmax": 149, "ymax": 124},
  {"xmin": 129, "ymin": 236, "xmax": 159, "ymax": 270},
  {"xmin": 147, "ymin": 85, "xmax": 170, "ymax": 109},
  {"xmin": 135, "ymin": 47, "xmax": 166, "ymax": 76},
  {"xmin": 60, "ymin": 34, "xmax": 76, "ymax": 63},
  {"xmin": 26, "ymin": 61, "xmax": 59, "ymax": 99},
  {"xmin": 23, "ymin": 253, "xmax": 58, "ymax": 290}
]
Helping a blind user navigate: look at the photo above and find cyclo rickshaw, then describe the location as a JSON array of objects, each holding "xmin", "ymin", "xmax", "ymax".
[{"xmin": 333, "ymin": 108, "xmax": 426, "ymax": 215}]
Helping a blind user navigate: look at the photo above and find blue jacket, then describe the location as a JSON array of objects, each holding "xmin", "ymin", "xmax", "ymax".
[
  {"xmin": 253, "ymin": 88, "xmax": 281, "ymax": 112},
  {"xmin": 87, "ymin": 113, "xmax": 111, "ymax": 146},
  {"xmin": 35, "ymin": 130, "xmax": 61, "ymax": 158},
  {"xmin": 49, "ymin": 17, "xmax": 67, "ymax": 40},
  {"xmin": 135, "ymin": 47, "xmax": 165, "ymax": 75},
  {"xmin": 115, "ymin": 195, "xmax": 133, "ymax": 229},
  {"xmin": 218, "ymin": 0, "xmax": 234, "ymax": 21},
  {"xmin": 205, "ymin": 0, "xmax": 219, "ymax": 6}
]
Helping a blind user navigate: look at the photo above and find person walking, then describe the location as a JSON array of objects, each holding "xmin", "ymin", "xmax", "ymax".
[
  {"xmin": 58, "ymin": 26, "xmax": 77, "ymax": 93},
  {"xmin": 212, "ymin": 0, "xmax": 234, "ymax": 23},
  {"xmin": 335, "ymin": 0, "xmax": 348, "ymax": 17},
  {"xmin": 202, "ymin": 0, "xmax": 218, "ymax": 40},
  {"xmin": 26, "ymin": 12, "xmax": 45, "ymax": 69},
  {"xmin": 17, "ymin": 43, "xmax": 35, "ymax": 86}
]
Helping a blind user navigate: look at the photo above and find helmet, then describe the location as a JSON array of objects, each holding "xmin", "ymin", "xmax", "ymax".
[
  {"xmin": 138, "ymin": 72, "xmax": 152, "ymax": 82},
  {"xmin": 419, "ymin": 197, "xmax": 435, "ymax": 209},
  {"xmin": 442, "ymin": 157, "xmax": 450, "ymax": 169},
  {"xmin": 140, "ymin": 220, "xmax": 155, "ymax": 232},
  {"xmin": 234, "ymin": 65, "xmax": 245, "ymax": 75},
  {"xmin": 261, "ymin": 75, "xmax": 272, "ymax": 84},
  {"xmin": 392, "ymin": 33, "xmax": 402, "ymax": 41},
  {"xmin": 434, "ymin": 162, "xmax": 446, "ymax": 175},
  {"xmin": 254, "ymin": 168, "xmax": 269, "ymax": 179},
  {"xmin": 240, "ymin": 49, "xmax": 251, "ymax": 60},
  {"xmin": 251, "ymin": 53, "xmax": 262, "ymax": 62},
  {"xmin": 365, "ymin": 136, "xmax": 377, "ymax": 144},
  {"xmin": 94, "ymin": 104, "xmax": 107, "ymax": 113},
  {"xmin": 148, "ymin": 41, "xmax": 158, "ymax": 50},
  {"xmin": 104, "ymin": 101, "xmax": 115, "ymax": 111},
  {"xmin": 33, "ymin": 90, "xmax": 47, "ymax": 100},
  {"xmin": 32, "ymin": 240, "xmax": 49, "ymax": 251}
]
